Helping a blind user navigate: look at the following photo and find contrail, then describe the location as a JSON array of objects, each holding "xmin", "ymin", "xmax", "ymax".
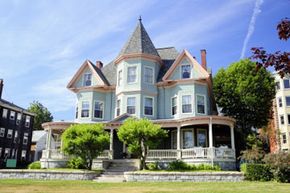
[{"xmin": 240, "ymin": 0, "xmax": 263, "ymax": 59}]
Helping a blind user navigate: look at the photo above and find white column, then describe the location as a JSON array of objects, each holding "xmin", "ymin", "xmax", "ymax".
[
  {"xmin": 46, "ymin": 128, "xmax": 52, "ymax": 158},
  {"xmin": 230, "ymin": 125, "xmax": 235, "ymax": 150},
  {"xmin": 109, "ymin": 128, "xmax": 114, "ymax": 159},
  {"xmin": 209, "ymin": 117, "xmax": 213, "ymax": 148},
  {"xmin": 177, "ymin": 126, "xmax": 181, "ymax": 159}
]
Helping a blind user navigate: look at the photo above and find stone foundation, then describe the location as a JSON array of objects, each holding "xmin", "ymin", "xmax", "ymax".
[
  {"xmin": 0, "ymin": 169, "xmax": 100, "ymax": 180},
  {"xmin": 124, "ymin": 171, "xmax": 244, "ymax": 182}
]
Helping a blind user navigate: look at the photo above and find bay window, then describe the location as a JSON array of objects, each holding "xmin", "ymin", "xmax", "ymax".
[
  {"xmin": 127, "ymin": 97, "xmax": 136, "ymax": 114},
  {"xmin": 144, "ymin": 97, "xmax": 153, "ymax": 115},
  {"xmin": 127, "ymin": 66, "xmax": 137, "ymax": 83},
  {"xmin": 171, "ymin": 97, "xmax": 177, "ymax": 115},
  {"xmin": 94, "ymin": 101, "xmax": 104, "ymax": 119},
  {"xmin": 197, "ymin": 95, "xmax": 205, "ymax": 114},
  {"xmin": 81, "ymin": 101, "xmax": 90, "ymax": 117},
  {"xmin": 182, "ymin": 95, "xmax": 192, "ymax": 113},
  {"xmin": 144, "ymin": 67, "xmax": 153, "ymax": 84}
]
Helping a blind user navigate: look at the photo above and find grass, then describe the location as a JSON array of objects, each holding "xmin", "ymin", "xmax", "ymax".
[
  {"xmin": 0, "ymin": 179, "xmax": 289, "ymax": 193},
  {"xmin": 138, "ymin": 170, "xmax": 226, "ymax": 172}
]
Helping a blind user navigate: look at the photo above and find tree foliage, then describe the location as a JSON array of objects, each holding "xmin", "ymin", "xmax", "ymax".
[
  {"xmin": 213, "ymin": 59, "xmax": 275, "ymax": 151},
  {"xmin": 251, "ymin": 18, "xmax": 290, "ymax": 77},
  {"xmin": 61, "ymin": 124, "xmax": 110, "ymax": 170},
  {"xmin": 27, "ymin": 101, "xmax": 53, "ymax": 130},
  {"xmin": 117, "ymin": 118, "xmax": 167, "ymax": 170}
]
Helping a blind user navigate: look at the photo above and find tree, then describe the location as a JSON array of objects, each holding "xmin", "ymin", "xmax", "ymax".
[
  {"xmin": 27, "ymin": 101, "xmax": 53, "ymax": 130},
  {"xmin": 251, "ymin": 18, "xmax": 290, "ymax": 77},
  {"xmin": 61, "ymin": 124, "xmax": 110, "ymax": 170},
  {"xmin": 213, "ymin": 59, "xmax": 275, "ymax": 151},
  {"xmin": 240, "ymin": 134, "xmax": 266, "ymax": 163},
  {"xmin": 117, "ymin": 118, "xmax": 167, "ymax": 170}
]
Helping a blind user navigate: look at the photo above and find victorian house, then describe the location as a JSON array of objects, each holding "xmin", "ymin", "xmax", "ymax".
[{"xmin": 41, "ymin": 19, "xmax": 236, "ymax": 170}]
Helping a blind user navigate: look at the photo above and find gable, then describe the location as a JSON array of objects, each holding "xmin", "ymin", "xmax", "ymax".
[
  {"xmin": 67, "ymin": 60, "xmax": 109, "ymax": 90},
  {"xmin": 162, "ymin": 50, "xmax": 209, "ymax": 81}
]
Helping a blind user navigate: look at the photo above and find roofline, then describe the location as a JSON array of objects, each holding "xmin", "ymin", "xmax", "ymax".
[
  {"xmin": 114, "ymin": 53, "xmax": 163, "ymax": 66},
  {"xmin": 0, "ymin": 101, "xmax": 35, "ymax": 116}
]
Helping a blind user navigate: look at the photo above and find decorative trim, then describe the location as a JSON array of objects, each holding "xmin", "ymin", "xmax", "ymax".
[{"xmin": 114, "ymin": 53, "xmax": 163, "ymax": 66}]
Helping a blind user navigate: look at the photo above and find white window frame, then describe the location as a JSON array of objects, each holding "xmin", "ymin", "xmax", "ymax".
[
  {"xmin": 14, "ymin": 130, "xmax": 18, "ymax": 143},
  {"xmin": 93, "ymin": 100, "xmax": 104, "ymax": 119},
  {"xmin": 286, "ymin": 96, "xmax": 290, "ymax": 107},
  {"xmin": 127, "ymin": 66, "xmax": 137, "ymax": 84},
  {"xmin": 282, "ymin": 133, "xmax": 287, "ymax": 144},
  {"xmin": 2, "ymin": 108, "xmax": 8, "ymax": 118},
  {"xmin": 0, "ymin": 127, "xmax": 5, "ymax": 137},
  {"xmin": 25, "ymin": 115, "xmax": 30, "ymax": 127},
  {"xmin": 181, "ymin": 64, "xmax": 192, "ymax": 79},
  {"xmin": 171, "ymin": 96, "xmax": 178, "ymax": 116},
  {"xmin": 127, "ymin": 97, "xmax": 136, "ymax": 115},
  {"xmin": 196, "ymin": 94, "xmax": 206, "ymax": 115},
  {"xmin": 280, "ymin": 115, "xmax": 285, "ymax": 125},
  {"xmin": 182, "ymin": 94, "xmax": 193, "ymax": 114},
  {"xmin": 81, "ymin": 101, "xmax": 90, "ymax": 118},
  {"xmin": 10, "ymin": 111, "xmax": 15, "ymax": 120},
  {"xmin": 118, "ymin": 70, "xmax": 123, "ymax": 86},
  {"xmin": 16, "ymin": 113, "xmax": 22, "ymax": 125},
  {"xmin": 197, "ymin": 128, "xmax": 208, "ymax": 147},
  {"xmin": 7, "ymin": 129, "xmax": 13, "ymax": 139},
  {"xmin": 143, "ymin": 96, "xmax": 154, "ymax": 116},
  {"xmin": 181, "ymin": 129, "xmax": 195, "ymax": 149},
  {"xmin": 284, "ymin": 79, "xmax": 290, "ymax": 89},
  {"xmin": 83, "ymin": 73, "xmax": 92, "ymax": 86},
  {"xmin": 116, "ymin": 99, "xmax": 121, "ymax": 117},
  {"xmin": 144, "ymin": 66, "xmax": 154, "ymax": 84},
  {"xmin": 21, "ymin": 150, "xmax": 27, "ymax": 159},
  {"xmin": 23, "ymin": 133, "xmax": 28, "ymax": 145},
  {"xmin": 4, "ymin": 148, "xmax": 10, "ymax": 158},
  {"xmin": 278, "ymin": 97, "xmax": 283, "ymax": 108}
]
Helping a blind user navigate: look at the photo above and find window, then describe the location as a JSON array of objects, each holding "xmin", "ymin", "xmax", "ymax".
[
  {"xmin": 2, "ymin": 108, "xmax": 7, "ymax": 118},
  {"xmin": 275, "ymin": 81, "xmax": 280, "ymax": 90},
  {"xmin": 181, "ymin": 65, "xmax": 191, "ymax": 79},
  {"xmin": 75, "ymin": 106, "xmax": 78, "ymax": 119},
  {"xmin": 171, "ymin": 130, "xmax": 177, "ymax": 149},
  {"xmin": 23, "ymin": 133, "xmax": 28, "ymax": 145},
  {"xmin": 284, "ymin": 79, "xmax": 290, "ymax": 89},
  {"xmin": 118, "ymin": 70, "xmax": 123, "ymax": 86},
  {"xmin": 4, "ymin": 148, "xmax": 10, "ymax": 158},
  {"xmin": 10, "ymin": 111, "xmax": 15, "ymax": 120},
  {"xmin": 14, "ymin": 131, "xmax": 18, "ymax": 143},
  {"xmin": 182, "ymin": 95, "xmax": 192, "ymax": 113},
  {"xmin": 171, "ymin": 97, "xmax": 177, "ymax": 115},
  {"xmin": 11, "ymin": 149, "xmax": 15, "ymax": 158},
  {"xmin": 0, "ymin": 128, "xmax": 5, "ymax": 137},
  {"xmin": 278, "ymin": 97, "xmax": 283, "ymax": 107},
  {"xmin": 21, "ymin": 150, "xmax": 26, "ymax": 160},
  {"xmin": 286, "ymin": 96, "xmax": 290, "ymax": 106},
  {"xmin": 81, "ymin": 101, "xmax": 90, "ymax": 117},
  {"xmin": 7, "ymin": 129, "xmax": 13, "ymax": 138},
  {"xmin": 16, "ymin": 113, "xmax": 22, "ymax": 125},
  {"xmin": 197, "ymin": 95, "xmax": 205, "ymax": 114},
  {"xmin": 25, "ymin": 115, "xmax": 30, "ymax": 127},
  {"xmin": 144, "ymin": 67, "xmax": 153, "ymax": 84},
  {"xmin": 0, "ymin": 147, "xmax": 2, "ymax": 157},
  {"xmin": 83, "ymin": 73, "xmax": 92, "ymax": 86},
  {"xmin": 144, "ymin": 97, "xmax": 153, "ymax": 116},
  {"xmin": 116, "ymin": 99, "xmax": 121, "ymax": 117},
  {"xmin": 282, "ymin": 133, "xmax": 287, "ymax": 144},
  {"xmin": 280, "ymin": 115, "xmax": 285, "ymax": 125},
  {"xmin": 127, "ymin": 66, "xmax": 137, "ymax": 83},
  {"xmin": 94, "ymin": 101, "xmax": 103, "ymax": 119},
  {"xmin": 197, "ymin": 129, "xmax": 207, "ymax": 147},
  {"xmin": 182, "ymin": 130, "xmax": 194, "ymax": 149},
  {"xmin": 127, "ymin": 97, "xmax": 136, "ymax": 114}
]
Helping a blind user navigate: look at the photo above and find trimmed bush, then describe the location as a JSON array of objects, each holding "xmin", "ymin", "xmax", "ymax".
[
  {"xmin": 67, "ymin": 157, "xmax": 86, "ymax": 169},
  {"xmin": 28, "ymin": 161, "xmax": 41, "ymax": 169},
  {"xmin": 146, "ymin": 162, "xmax": 159, "ymax": 170},
  {"xmin": 168, "ymin": 160, "xmax": 191, "ymax": 170},
  {"xmin": 195, "ymin": 164, "xmax": 221, "ymax": 171},
  {"xmin": 241, "ymin": 163, "xmax": 273, "ymax": 181}
]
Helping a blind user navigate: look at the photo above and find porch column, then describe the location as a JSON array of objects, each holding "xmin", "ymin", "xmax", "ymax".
[
  {"xmin": 109, "ymin": 128, "xmax": 114, "ymax": 159},
  {"xmin": 177, "ymin": 126, "xmax": 181, "ymax": 159},
  {"xmin": 46, "ymin": 128, "xmax": 52, "ymax": 158},
  {"xmin": 230, "ymin": 125, "xmax": 235, "ymax": 150},
  {"xmin": 209, "ymin": 117, "xmax": 213, "ymax": 148}
]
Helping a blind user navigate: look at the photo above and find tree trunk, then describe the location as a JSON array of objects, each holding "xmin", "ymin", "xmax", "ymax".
[{"xmin": 140, "ymin": 138, "xmax": 147, "ymax": 170}]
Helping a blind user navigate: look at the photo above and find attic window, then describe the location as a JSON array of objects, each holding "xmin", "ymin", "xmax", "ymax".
[
  {"xmin": 83, "ymin": 73, "xmax": 92, "ymax": 86},
  {"xmin": 181, "ymin": 65, "xmax": 191, "ymax": 79}
]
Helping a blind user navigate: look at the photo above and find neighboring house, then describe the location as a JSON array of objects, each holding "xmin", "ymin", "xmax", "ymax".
[
  {"xmin": 41, "ymin": 18, "xmax": 236, "ymax": 170},
  {"xmin": 271, "ymin": 73, "xmax": 290, "ymax": 152},
  {"xmin": 30, "ymin": 130, "xmax": 56, "ymax": 161},
  {"xmin": 0, "ymin": 79, "xmax": 34, "ymax": 168}
]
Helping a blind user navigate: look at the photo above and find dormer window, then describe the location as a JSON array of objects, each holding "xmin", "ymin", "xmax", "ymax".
[
  {"xmin": 83, "ymin": 73, "xmax": 92, "ymax": 86},
  {"xmin": 127, "ymin": 67, "xmax": 137, "ymax": 83},
  {"xmin": 181, "ymin": 64, "xmax": 191, "ymax": 79}
]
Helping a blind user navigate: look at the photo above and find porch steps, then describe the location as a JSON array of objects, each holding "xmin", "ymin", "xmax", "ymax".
[{"xmin": 94, "ymin": 159, "xmax": 138, "ymax": 182}]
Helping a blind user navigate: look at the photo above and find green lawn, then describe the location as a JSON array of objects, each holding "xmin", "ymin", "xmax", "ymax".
[{"xmin": 0, "ymin": 180, "xmax": 289, "ymax": 193}]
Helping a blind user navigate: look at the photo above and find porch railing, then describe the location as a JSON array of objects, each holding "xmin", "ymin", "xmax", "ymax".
[
  {"xmin": 181, "ymin": 148, "xmax": 210, "ymax": 159},
  {"xmin": 147, "ymin": 149, "xmax": 178, "ymax": 159}
]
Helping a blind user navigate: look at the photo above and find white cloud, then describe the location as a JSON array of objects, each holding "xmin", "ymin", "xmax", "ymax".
[{"xmin": 240, "ymin": 0, "xmax": 264, "ymax": 59}]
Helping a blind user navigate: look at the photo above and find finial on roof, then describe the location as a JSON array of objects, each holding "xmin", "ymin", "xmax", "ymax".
[{"xmin": 138, "ymin": 15, "xmax": 142, "ymax": 22}]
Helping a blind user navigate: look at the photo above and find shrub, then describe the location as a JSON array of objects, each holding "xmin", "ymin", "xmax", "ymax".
[
  {"xmin": 168, "ymin": 160, "xmax": 191, "ymax": 170},
  {"xmin": 146, "ymin": 162, "xmax": 159, "ymax": 170},
  {"xmin": 195, "ymin": 164, "xmax": 221, "ymax": 171},
  {"xmin": 263, "ymin": 152, "xmax": 290, "ymax": 183},
  {"xmin": 67, "ymin": 157, "xmax": 86, "ymax": 169},
  {"xmin": 241, "ymin": 163, "xmax": 273, "ymax": 181},
  {"xmin": 28, "ymin": 161, "xmax": 41, "ymax": 169}
]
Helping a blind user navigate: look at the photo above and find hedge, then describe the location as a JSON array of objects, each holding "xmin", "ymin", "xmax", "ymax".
[{"xmin": 241, "ymin": 163, "xmax": 273, "ymax": 181}]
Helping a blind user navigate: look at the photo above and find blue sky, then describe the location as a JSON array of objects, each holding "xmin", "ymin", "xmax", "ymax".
[{"xmin": 0, "ymin": 0, "xmax": 289, "ymax": 121}]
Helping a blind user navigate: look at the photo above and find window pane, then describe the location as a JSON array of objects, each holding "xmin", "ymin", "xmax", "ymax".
[
  {"xmin": 10, "ymin": 111, "xmax": 15, "ymax": 120},
  {"xmin": 197, "ymin": 95, "xmax": 205, "ymax": 114},
  {"xmin": 281, "ymin": 115, "xmax": 285, "ymax": 125},
  {"xmin": 127, "ymin": 97, "xmax": 136, "ymax": 114},
  {"xmin": 84, "ymin": 73, "xmax": 92, "ymax": 86},
  {"xmin": 286, "ymin": 96, "xmax": 290, "ymax": 106},
  {"xmin": 128, "ymin": 67, "xmax": 137, "ymax": 83},
  {"xmin": 94, "ymin": 101, "xmax": 103, "ymax": 118},
  {"xmin": 182, "ymin": 95, "xmax": 192, "ymax": 113},
  {"xmin": 144, "ymin": 67, "xmax": 153, "ymax": 83},
  {"xmin": 2, "ymin": 109, "xmax": 7, "ymax": 118},
  {"xmin": 144, "ymin": 98, "xmax": 153, "ymax": 115},
  {"xmin": 182, "ymin": 65, "xmax": 191, "ymax": 79},
  {"xmin": 197, "ymin": 129, "xmax": 207, "ymax": 147},
  {"xmin": 275, "ymin": 82, "xmax": 280, "ymax": 90},
  {"xmin": 116, "ymin": 100, "xmax": 120, "ymax": 116},
  {"xmin": 81, "ymin": 101, "xmax": 90, "ymax": 117},
  {"xmin": 278, "ymin": 98, "xmax": 283, "ymax": 107},
  {"xmin": 183, "ymin": 130, "xmax": 193, "ymax": 149},
  {"xmin": 0, "ymin": 128, "xmax": 5, "ymax": 137},
  {"xmin": 284, "ymin": 79, "xmax": 290, "ymax": 88},
  {"xmin": 288, "ymin": 114, "xmax": 290, "ymax": 125},
  {"xmin": 118, "ymin": 70, "xmax": 122, "ymax": 86},
  {"xmin": 172, "ymin": 97, "xmax": 177, "ymax": 115}
]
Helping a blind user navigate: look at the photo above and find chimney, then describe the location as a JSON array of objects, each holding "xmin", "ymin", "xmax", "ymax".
[
  {"xmin": 96, "ymin": 61, "xmax": 103, "ymax": 69},
  {"xmin": 200, "ymin": 49, "xmax": 207, "ymax": 70},
  {"xmin": 0, "ymin": 79, "xmax": 3, "ymax": 99}
]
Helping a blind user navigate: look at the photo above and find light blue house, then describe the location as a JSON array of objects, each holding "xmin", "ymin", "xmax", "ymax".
[{"xmin": 41, "ymin": 18, "xmax": 236, "ymax": 170}]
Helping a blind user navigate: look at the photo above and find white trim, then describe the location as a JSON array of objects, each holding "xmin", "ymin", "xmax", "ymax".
[
  {"xmin": 171, "ymin": 95, "xmax": 178, "ymax": 117},
  {"xmin": 93, "ymin": 100, "xmax": 104, "ymax": 120},
  {"xmin": 143, "ymin": 96, "xmax": 154, "ymax": 117},
  {"xmin": 196, "ymin": 94, "xmax": 206, "ymax": 115},
  {"xmin": 181, "ymin": 128, "xmax": 195, "ymax": 149},
  {"xmin": 126, "ymin": 96, "xmax": 136, "ymax": 115},
  {"xmin": 127, "ymin": 66, "xmax": 138, "ymax": 84},
  {"xmin": 7, "ymin": 129, "xmax": 13, "ymax": 139},
  {"xmin": 181, "ymin": 94, "xmax": 193, "ymax": 114},
  {"xmin": 144, "ymin": 66, "xmax": 154, "ymax": 84},
  {"xmin": 197, "ymin": 128, "xmax": 208, "ymax": 147},
  {"xmin": 118, "ymin": 70, "xmax": 123, "ymax": 87},
  {"xmin": 0, "ymin": 127, "xmax": 5, "ymax": 137},
  {"xmin": 10, "ymin": 111, "xmax": 15, "ymax": 120},
  {"xmin": 115, "ymin": 99, "xmax": 121, "ymax": 118},
  {"xmin": 80, "ymin": 101, "xmax": 90, "ymax": 118}
]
